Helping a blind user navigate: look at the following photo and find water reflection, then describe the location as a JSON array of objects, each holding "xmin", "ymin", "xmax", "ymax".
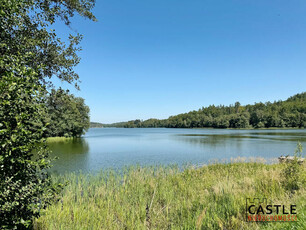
[
  {"xmin": 176, "ymin": 131, "xmax": 306, "ymax": 142},
  {"xmin": 48, "ymin": 138, "xmax": 89, "ymax": 174},
  {"xmin": 173, "ymin": 135, "xmax": 243, "ymax": 149},
  {"xmin": 172, "ymin": 130, "xmax": 306, "ymax": 164},
  {"xmin": 48, "ymin": 128, "xmax": 306, "ymax": 174}
]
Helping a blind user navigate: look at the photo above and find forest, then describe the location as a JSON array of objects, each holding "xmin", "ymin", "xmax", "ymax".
[{"xmin": 99, "ymin": 92, "xmax": 306, "ymax": 129}]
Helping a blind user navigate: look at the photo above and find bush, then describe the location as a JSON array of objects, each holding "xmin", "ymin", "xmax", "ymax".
[
  {"xmin": 281, "ymin": 142, "xmax": 305, "ymax": 193},
  {"xmin": 0, "ymin": 74, "xmax": 61, "ymax": 229}
]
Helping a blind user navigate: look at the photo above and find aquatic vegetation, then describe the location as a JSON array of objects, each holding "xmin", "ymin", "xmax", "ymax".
[{"xmin": 35, "ymin": 161, "xmax": 305, "ymax": 229}]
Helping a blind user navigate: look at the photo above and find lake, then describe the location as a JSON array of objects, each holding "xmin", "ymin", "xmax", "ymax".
[{"xmin": 48, "ymin": 128, "xmax": 306, "ymax": 174}]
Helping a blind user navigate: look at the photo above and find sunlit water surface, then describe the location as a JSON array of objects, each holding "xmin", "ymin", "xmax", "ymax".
[{"xmin": 48, "ymin": 128, "xmax": 306, "ymax": 174}]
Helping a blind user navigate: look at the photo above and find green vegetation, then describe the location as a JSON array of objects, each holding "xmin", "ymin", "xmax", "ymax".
[
  {"xmin": 90, "ymin": 121, "xmax": 126, "ymax": 128},
  {"xmin": 0, "ymin": 73, "xmax": 63, "ymax": 229},
  {"xmin": 0, "ymin": 0, "xmax": 95, "ymax": 228},
  {"xmin": 282, "ymin": 142, "xmax": 305, "ymax": 193},
  {"xmin": 44, "ymin": 89, "xmax": 90, "ymax": 138},
  {"xmin": 35, "ymin": 160, "xmax": 305, "ymax": 229},
  {"xmin": 90, "ymin": 122, "xmax": 105, "ymax": 128},
  {"xmin": 104, "ymin": 92, "xmax": 306, "ymax": 129},
  {"xmin": 46, "ymin": 137, "xmax": 74, "ymax": 143}
]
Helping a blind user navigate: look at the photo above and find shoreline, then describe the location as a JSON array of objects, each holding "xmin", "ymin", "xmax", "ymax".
[
  {"xmin": 45, "ymin": 137, "xmax": 76, "ymax": 143},
  {"xmin": 90, "ymin": 126, "xmax": 305, "ymax": 130}
]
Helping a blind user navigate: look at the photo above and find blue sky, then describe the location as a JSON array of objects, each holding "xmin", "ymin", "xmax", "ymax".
[{"xmin": 53, "ymin": 0, "xmax": 306, "ymax": 123}]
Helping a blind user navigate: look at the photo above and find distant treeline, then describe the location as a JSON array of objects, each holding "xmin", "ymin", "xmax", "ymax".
[
  {"xmin": 97, "ymin": 92, "xmax": 306, "ymax": 129},
  {"xmin": 43, "ymin": 89, "xmax": 90, "ymax": 137},
  {"xmin": 90, "ymin": 122, "xmax": 104, "ymax": 128},
  {"xmin": 90, "ymin": 121, "xmax": 126, "ymax": 128}
]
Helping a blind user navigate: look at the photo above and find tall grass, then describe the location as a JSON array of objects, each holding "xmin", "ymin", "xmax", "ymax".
[
  {"xmin": 45, "ymin": 137, "xmax": 74, "ymax": 143},
  {"xmin": 35, "ymin": 161, "xmax": 305, "ymax": 229}
]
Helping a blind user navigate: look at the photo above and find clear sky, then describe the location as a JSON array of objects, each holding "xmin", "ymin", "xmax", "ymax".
[{"xmin": 53, "ymin": 0, "xmax": 306, "ymax": 124}]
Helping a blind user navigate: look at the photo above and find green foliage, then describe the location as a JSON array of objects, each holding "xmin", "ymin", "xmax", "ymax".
[
  {"xmin": 282, "ymin": 143, "xmax": 305, "ymax": 193},
  {"xmin": 0, "ymin": 0, "xmax": 96, "ymax": 88},
  {"xmin": 44, "ymin": 89, "xmax": 90, "ymax": 137},
  {"xmin": 89, "ymin": 122, "xmax": 104, "ymax": 128},
  {"xmin": 0, "ymin": 0, "xmax": 95, "ymax": 228},
  {"xmin": 0, "ymin": 74, "xmax": 63, "ymax": 229},
  {"xmin": 35, "ymin": 161, "xmax": 306, "ymax": 229},
  {"xmin": 106, "ymin": 93, "xmax": 306, "ymax": 129}
]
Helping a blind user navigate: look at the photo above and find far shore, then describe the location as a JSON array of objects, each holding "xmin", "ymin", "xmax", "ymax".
[{"xmin": 90, "ymin": 126, "xmax": 305, "ymax": 130}]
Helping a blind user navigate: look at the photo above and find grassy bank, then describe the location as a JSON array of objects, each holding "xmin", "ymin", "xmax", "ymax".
[
  {"xmin": 46, "ymin": 137, "xmax": 75, "ymax": 143},
  {"xmin": 35, "ymin": 161, "xmax": 305, "ymax": 230}
]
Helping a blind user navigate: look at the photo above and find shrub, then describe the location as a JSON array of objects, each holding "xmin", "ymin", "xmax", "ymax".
[
  {"xmin": 281, "ymin": 142, "xmax": 305, "ymax": 193},
  {"xmin": 0, "ymin": 74, "xmax": 61, "ymax": 229}
]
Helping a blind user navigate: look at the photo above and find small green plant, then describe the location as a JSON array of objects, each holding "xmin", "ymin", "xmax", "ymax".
[{"xmin": 281, "ymin": 142, "xmax": 304, "ymax": 193}]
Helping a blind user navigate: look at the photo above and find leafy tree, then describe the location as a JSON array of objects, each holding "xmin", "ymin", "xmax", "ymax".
[
  {"xmin": 0, "ymin": 0, "xmax": 96, "ymax": 87},
  {"xmin": 0, "ymin": 73, "xmax": 63, "ymax": 229},
  {"xmin": 44, "ymin": 89, "xmax": 90, "ymax": 137},
  {"xmin": 213, "ymin": 117, "xmax": 229, "ymax": 128},
  {"xmin": 0, "ymin": 0, "xmax": 95, "ymax": 228}
]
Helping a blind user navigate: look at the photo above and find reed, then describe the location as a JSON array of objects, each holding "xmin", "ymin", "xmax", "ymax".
[{"xmin": 35, "ymin": 161, "xmax": 305, "ymax": 229}]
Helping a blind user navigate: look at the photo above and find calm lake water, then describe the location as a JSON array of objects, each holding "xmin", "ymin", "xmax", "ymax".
[{"xmin": 48, "ymin": 128, "xmax": 306, "ymax": 174}]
